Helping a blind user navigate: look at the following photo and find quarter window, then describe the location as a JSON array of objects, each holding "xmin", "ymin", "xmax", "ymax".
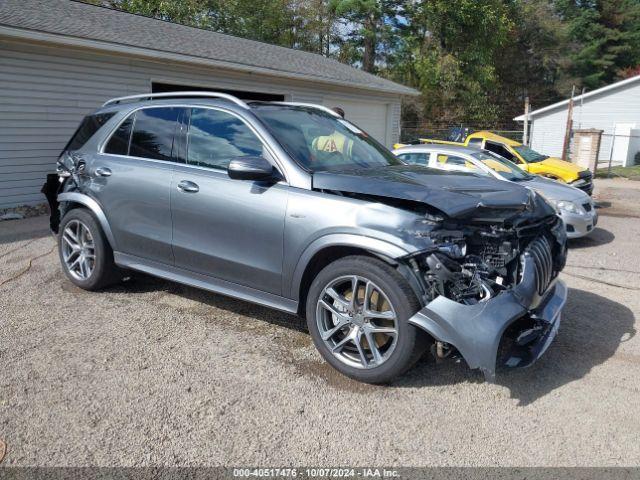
[
  {"xmin": 104, "ymin": 115, "xmax": 134, "ymax": 155},
  {"xmin": 186, "ymin": 108, "xmax": 264, "ymax": 170},
  {"xmin": 129, "ymin": 107, "xmax": 182, "ymax": 161},
  {"xmin": 63, "ymin": 112, "xmax": 115, "ymax": 152}
]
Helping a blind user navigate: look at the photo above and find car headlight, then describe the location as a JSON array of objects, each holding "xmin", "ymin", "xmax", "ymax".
[{"xmin": 549, "ymin": 199, "xmax": 585, "ymax": 215}]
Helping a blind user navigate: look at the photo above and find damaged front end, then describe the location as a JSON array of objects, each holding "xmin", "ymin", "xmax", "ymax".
[{"xmin": 402, "ymin": 202, "xmax": 568, "ymax": 381}]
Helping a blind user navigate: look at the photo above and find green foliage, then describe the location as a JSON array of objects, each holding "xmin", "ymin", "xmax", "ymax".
[
  {"xmin": 102, "ymin": 0, "xmax": 640, "ymax": 130},
  {"xmin": 561, "ymin": 0, "xmax": 640, "ymax": 89}
]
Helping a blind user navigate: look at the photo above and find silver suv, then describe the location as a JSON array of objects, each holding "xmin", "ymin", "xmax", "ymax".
[{"xmin": 44, "ymin": 92, "xmax": 568, "ymax": 383}]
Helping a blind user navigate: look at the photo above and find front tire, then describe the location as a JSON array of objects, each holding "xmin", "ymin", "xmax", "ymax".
[
  {"xmin": 305, "ymin": 255, "xmax": 425, "ymax": 384},
  {"xmin": 58, "ymin": 208, "xmax": 120, "ymax": 290}
]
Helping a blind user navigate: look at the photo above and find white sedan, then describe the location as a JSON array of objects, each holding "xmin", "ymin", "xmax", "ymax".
[{"xmin": 393, "ymin": 144, "xmax": 597, "ymax": 239}]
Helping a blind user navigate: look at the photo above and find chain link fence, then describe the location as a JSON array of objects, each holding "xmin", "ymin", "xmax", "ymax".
[{"xmin": 400, "ymin": 125, "xmax": 524, "ymax": 144}]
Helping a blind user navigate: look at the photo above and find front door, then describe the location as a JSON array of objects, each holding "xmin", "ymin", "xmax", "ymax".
[
  {"xmin": 88, "ymin": 106, "xmax": 184, "ymax": 264},
  {"xmin": 171, "ymin": 107, "xmax": 288, "ymax": 295}
]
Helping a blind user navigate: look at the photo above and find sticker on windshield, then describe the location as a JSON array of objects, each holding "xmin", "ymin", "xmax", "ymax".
[{"xmin": 338, "ymin": 119, "xmax": 366, "ymax": 136}]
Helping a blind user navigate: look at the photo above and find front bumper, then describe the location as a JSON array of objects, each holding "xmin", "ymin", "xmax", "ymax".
[
  {"xmin": 408, "ymin": 255, "xmax": 567, "ymax": 382},
  {"xmin": 562, "ymin": 208, "xmax": 598, "ymax": 239}
]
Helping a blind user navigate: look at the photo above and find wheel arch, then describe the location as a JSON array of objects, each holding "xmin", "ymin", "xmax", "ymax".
[
  {"xmin": 290, "ymin": 235, "xmax": 422, "ymax": 317},
  {"xmin": 58, "ymin": 192, "xmax": 117, "ymax": 249}
]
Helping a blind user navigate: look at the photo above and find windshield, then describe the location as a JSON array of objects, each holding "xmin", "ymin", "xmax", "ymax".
[
  {"xmin": 513, "ymin": 145, "xmax": 548, "ymax": 163},
  {"xmin": 251, "ymin": 105, "xmax": 404, "ymax": 172},
  {"xmin": 472, "ymin": 151, "xmax": 533, "ymax": 181}
]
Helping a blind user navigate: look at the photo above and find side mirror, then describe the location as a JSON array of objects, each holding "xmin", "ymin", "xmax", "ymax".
[{"xmin": 227, "ymin": 156, "xmax": 279, "ymax": 182}]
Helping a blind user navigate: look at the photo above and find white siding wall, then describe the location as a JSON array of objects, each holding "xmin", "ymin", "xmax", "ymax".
[
  {"xmin": 0, "ymin": 38, "xmax": 402, "ymax": 208},
  {"xmin": 529, "ymin": 81, "xmax": 640, "ymax": 162}
]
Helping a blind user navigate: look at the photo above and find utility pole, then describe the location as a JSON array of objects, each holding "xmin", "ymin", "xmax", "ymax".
[
  {"xmin": 523, "ymin": 96, "xmax": 530, "ymax": 146},
  {"xmin": 562, "ymin": 85, "xmax": 576, "ymax": 161},
  {"xmin": 577, "ymin": 87, "xmax": 586, "ymax": 129}
]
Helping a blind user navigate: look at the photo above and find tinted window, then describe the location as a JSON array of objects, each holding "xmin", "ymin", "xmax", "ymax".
[
  {"xmin": 104, "ymin": 115, "xmax": 134, "ymax": 155},
  {"xmin": 64, "ymin": 112, "xmax": 115, "ymax": 152},
  {"xmin": 130, "ymin": 107, "xmax": 181, "ymax": 161},
  {"xmin": 485, "ymin": 141, "xmax": 518, "ymax": 163},
  {"xmin": 397, "ymin": 152, "xmax": 429, "ymax": 165},
  {"xmin": 468, "ymin": 137, "xmax": 483, "ymax": 147},
  {"xmin": 186, "ymin": 108, "xmax": 264, "ymax": 170}
]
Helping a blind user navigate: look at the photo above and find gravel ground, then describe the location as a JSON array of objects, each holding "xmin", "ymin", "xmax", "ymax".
[{"xmin": 1, "ymin": 178, "xmax": 639, "ymax": 467}]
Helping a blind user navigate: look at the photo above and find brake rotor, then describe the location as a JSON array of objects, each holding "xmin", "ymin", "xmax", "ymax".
[{"xmin": 340, "ymin": 287, "xmax": 391, "ymax": 348}]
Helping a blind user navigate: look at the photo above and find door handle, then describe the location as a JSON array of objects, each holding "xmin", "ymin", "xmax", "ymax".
[
  {"xmin": 95, "ymin": 166, "xmax": 112, "ymax": 177},
  {"xmin": 177, "ymin": 180, "xmax": 199, "ymax": 193}
]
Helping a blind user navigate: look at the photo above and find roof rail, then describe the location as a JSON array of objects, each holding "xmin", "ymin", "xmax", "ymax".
[
  {"xmin": 102, "ymin": 91, "xmax": 250, "ymax": 109},
  {"xmin": 269, "ymin": 102, "xmax": 341, "ymax": 117}
]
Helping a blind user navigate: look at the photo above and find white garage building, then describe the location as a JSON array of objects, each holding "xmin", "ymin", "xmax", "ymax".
[
  {"xmin": 515, "ymin": 74, "xmax": 640, "ymax": 167},
  {"xmin": 0, "ymin": 0, "xmax": 417, "ymax": 208}
]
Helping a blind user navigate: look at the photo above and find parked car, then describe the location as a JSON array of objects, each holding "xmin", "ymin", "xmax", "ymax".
[
  {"xmin": 399, "ymin": 130, "xmax": 593, "ymax": 195},
  {"xmin": 393, "ymin": 144, "xmax": 597, "ymax": 239},
  {"xmin": 43, "ymin": 92, "xmax": 568, "ymax": 383}
]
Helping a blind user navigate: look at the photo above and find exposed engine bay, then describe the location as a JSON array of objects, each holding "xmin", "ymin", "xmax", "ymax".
[{"xmin": 405, "ymin": 214, "xmax": 567, "ymax": 306}]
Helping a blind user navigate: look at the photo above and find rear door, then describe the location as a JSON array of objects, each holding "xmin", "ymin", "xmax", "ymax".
[
  {"xmin": 171, "ymin": 107, "xmax": 288, "ymax": 294},
  {"xmin": 90, "ymin": 106, "xmax": 184, "ymax": 264}
]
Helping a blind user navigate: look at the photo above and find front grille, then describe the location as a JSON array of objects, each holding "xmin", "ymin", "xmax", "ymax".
[
  {"xmin": 524, "ymin": 236, "xmax": 554, "ymax": 295},
  {"xmin": 583, "ymin": 202, "xmax": 592, "ymax": 212}
]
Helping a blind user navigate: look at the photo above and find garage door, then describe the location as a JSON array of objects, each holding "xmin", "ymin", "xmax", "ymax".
[{"xmin": 323, "ymin": 97, "xmax": 389, "ymax": 145}]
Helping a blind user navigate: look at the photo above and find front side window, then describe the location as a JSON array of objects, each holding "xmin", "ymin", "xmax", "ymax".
[
  {"xmin": 129, "ymin": 107, "xmax": 182, "ymax": 161},
  {"xmin": 437, "ymin": 154, "xmax": 469, "ymax": 167},
  {"xmin": 485, "ymin": 141, "xmax": 518, "ymax": 163},
  {"xmin": 252, "ymin": 105, "xmax": 404, "ymax": 172},
  {"xmin": 473, "ymin": 151, "xmax": 532, "ymax": 181},
  {"xmin": 63, "ymin": 112, "xmax": 115, "ymax": 152},
  {"xmin": 186, "ymin": 108, "xmax": 264, "ymax": 170},
  {"xmin": 397, "ymin": 152, "xmax": 429, "ymax": 165}
]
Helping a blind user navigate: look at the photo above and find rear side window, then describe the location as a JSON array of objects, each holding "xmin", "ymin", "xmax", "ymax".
[
  {"xmin": 129, "ymin": 107, "xmax": 182, "ymax": 161},
  {"xmin": 64, "ymin": 112, "xmax": 115, "ymax": 151},
  {"xmin": 104, "ymin": 116, "xmax": 134, "ymax": 155},
  {"xmin": 186, "ymin": 108, "xmax": 264, "ymax": 170}
]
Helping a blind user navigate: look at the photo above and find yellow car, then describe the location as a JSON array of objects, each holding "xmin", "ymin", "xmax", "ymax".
[{"xmin": 399, "ymin": 131, "xmax": 593, "ymax": 195}]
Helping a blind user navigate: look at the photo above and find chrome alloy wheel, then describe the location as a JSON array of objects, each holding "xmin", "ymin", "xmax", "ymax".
[
  {"xmin": 61, "ymin": 219, "xmax": 95, "ymax": 281},
  {"xmin": 316, "ymin": 275, "xmax": 399, "ymax": 369}
]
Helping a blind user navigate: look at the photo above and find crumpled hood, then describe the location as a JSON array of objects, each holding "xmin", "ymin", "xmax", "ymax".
[{"xmin": 313, "ymin": 165, "xmax": 537, "ymax": 218}]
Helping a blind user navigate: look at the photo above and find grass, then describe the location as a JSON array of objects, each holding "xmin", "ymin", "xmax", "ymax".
[{"xmin": 595, "ymin": 165, "xmax": 640, "ymax": 180}]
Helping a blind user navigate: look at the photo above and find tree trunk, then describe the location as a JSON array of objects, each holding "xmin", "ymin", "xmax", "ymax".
[{"xmin": 362, "ymin": 15, "xmax": 376, "ymax": 72}]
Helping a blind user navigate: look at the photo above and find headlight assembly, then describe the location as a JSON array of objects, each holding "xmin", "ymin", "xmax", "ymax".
[{"xmin": 550, "ymin": 199, "xmax": 586, "ymax": 215}]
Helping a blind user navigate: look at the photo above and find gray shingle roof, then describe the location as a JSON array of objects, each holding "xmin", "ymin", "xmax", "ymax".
[{"xmin": 0, "ymin": 0, "xmax": 418, "ymax": 96}]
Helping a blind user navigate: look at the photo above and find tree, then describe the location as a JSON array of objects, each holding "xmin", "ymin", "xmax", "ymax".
[
  {"xmin": 390, "ymin": 0, "xmax": 514, "ymax": 128},
  {"xmin": 556, "ymin": 0, "xmax": 640, "ymax": 89},
  {"xmin": 329, "ymin": 0, "xmax": 402, "ymax": 72}
]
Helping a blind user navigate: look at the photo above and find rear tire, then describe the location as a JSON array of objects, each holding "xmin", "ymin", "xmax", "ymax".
[
  {"xmin": 305, "ymin": 255, "xmax": 426, "ymax": 384},
  {"xmin": 58, "ymin": 208, "xmax": 120, "ymax": 290}
]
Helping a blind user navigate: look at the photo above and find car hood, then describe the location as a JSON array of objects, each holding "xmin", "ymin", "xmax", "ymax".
[
  {"xmin": 312, "ymin": 165, "xmax": 539, "ymax": 218},
  {"xmin": 520, "ymin": 175, "xmax": 589, "ymax": 202},
  {"xmin": 539, "ymin": 156, "xmax": 586, "ymax": 175}
]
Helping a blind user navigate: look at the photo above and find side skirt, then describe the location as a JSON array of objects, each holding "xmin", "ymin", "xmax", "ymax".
[{"xmin": 114, "ymin": 252, "xmax": 299, "ymax": 314}]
